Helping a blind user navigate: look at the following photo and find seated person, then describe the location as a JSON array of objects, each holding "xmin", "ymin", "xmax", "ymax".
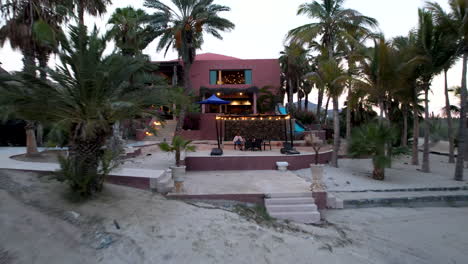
[{"xmin": 232, "ymin": 133, "xmax": 244, "ymax": 150}]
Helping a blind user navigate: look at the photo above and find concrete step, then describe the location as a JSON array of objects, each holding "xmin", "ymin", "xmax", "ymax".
[
  {"xmin": 154, "ymin": 170, "xmax": 174, "ymax": 194},
  {"xmin": 269, "ymin": 211, "xmax": 321, "ymax": 224},
  {"xmin": 266, "ymin": 192, "xmax": 313, "ymax": 198},
  {"xmin": 265, "ymin": 197, "xmax": 315, "ymax": 206},
  {"xmin": 266, "ymin": 204, "xmax": 317, "ymax": 213}
]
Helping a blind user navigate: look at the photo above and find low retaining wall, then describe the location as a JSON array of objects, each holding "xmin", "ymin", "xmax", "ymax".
[
  {"xmin": 166, "ymin": 193, "xmax": 265, "ymax": 205},
  {"xmin": 185, "ymin": 151, "xmax": 332, "ymax": 171},
  {"xmin": 107, "ymin": 175, "xmax": 150, "ymax": 190}
]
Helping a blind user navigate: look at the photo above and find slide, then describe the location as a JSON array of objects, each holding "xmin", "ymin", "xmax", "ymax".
[{"xmin": 277, "ymin": 106, "xmax": 306, "ymax": 133}]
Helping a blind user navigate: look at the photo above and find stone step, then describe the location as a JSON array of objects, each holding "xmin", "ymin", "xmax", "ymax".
[
  {"xmin": 269, "ymin": 211, "xmax": 321, "ymax": 224},
  {"xmin": 266, "ymin": 192, "xmax": 313, "ymax": 198},
  {"xmin": 265, "ymin": 197, "xmax": 315, "ymax": 206},
  {"xmin": 266, "ymin": 204, "xmax": 317, "ymax": 213}
]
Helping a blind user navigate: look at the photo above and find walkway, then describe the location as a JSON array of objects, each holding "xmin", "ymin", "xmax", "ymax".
[{"xmin": 0, "ymin": 147, "xmax": 165, "ymax": 188}]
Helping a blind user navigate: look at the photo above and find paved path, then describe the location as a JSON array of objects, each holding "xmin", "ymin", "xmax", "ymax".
[{"xmin": 0, "ymin": 147, "xmax": 164, "ymax": 180}]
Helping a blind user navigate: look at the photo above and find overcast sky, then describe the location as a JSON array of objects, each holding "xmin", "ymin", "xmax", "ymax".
[{"xmin": 0, "ymin": 0, "xmax": 462, "ymax": 113}]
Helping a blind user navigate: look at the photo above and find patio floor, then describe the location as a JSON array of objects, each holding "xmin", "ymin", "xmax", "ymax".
[{"xmin": 175, "ymin": 170, "xmax": 311, "ymax": 195}]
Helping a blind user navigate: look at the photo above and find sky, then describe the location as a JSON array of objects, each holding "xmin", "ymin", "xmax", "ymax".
[{"xmin": 0, "ymin": 0, "xmax": 463, "ymax": 114}]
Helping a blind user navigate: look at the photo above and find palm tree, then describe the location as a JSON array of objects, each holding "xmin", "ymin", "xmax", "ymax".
[
  {"xmin": 415, "ymin": 9, "xmax": 454, "ymax": 173},
  {"xmin": 308, "ymin": 58, "xmax": 348, "ymax": 167},
  {"xmin": 279, "ymin": 43, "xmax": 309, "ymax": 112},
  {"xmin": 348, "ymin": 122, "xmax": 397, "ymax": 180},
  {"xmin": 72, "ymin": 0, "xmax": 111, "ymax": 26},
  {"xmin": 427, "ymin": 0, "xmax": 467, "ymax": 180},
  {"xmin": 426, "ymin": 2, "xmax": 460, "ymax": 164},
  {"xmin": 0, "ymin": 25, "xmax": 166, "ymax": 196},
  {"xmin": 287, "ymin": 0, "xmax": 378, "ymax": 61},
  {"xmin": 0, "ymin": 0, "xmax": 66, "ymax": 154},
  {"xmin": 145, "ymin": 0, "xmax": 235, "ymax": 131},
  {"xmin": 107, "ymin": 7, "xmax": 156, "ymax": 57}
]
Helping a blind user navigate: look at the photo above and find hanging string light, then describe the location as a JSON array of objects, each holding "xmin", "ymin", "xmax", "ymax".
[{"xmin": 216, "ymin": 115, "xmax": 291, "ymax": 121}]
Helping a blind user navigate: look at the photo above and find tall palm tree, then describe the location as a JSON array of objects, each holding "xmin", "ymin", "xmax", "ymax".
[
  {"xmin": 337, "ymin": 27, "xmax": 374, "ymax": 142},
  {"xmin": 0, "ymin": 25, "xmax": 166, "ymax": 196},
  {"xmin": 308, "ymin": 58, "xmax": 348, "ymax": 167},
  {"xmin": 0, "ymin": 0, "xmax": 65, "ymax": 154},
  {"xmin": 427, "ymin": 0, "xmax": 467, "ymax": 180},
  {"xmin": 415, "ymin": 9, "xmax": 453, "ymax": 173},
  {"xmin": 107, "ymin": 7, "xmax": 156, "ymax": 57},
  {"xmin": 279, "ymin": 43, "xmax": 309, "ymax": 112},
  {"xmin": 72, "ymin": 0, "xmax": 111, "ymax": 26},
  {"xmin": 287, "ymin": 0, "xmax": 378, "ymax": 61},
  {"xmin": 145, "ymin": 0, "xmax": 235, "ymax": 131}
]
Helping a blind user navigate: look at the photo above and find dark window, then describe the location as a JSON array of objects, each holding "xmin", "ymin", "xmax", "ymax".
[{"xmin": 209, "ymin": 70, "xmax": 252, "ymax": 85}]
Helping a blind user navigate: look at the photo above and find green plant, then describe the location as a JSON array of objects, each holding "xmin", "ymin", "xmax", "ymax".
[
  {"xmin": 348, "ymin": 122, "xmax": 400, "ymax": 180},
  {"xmin": 293, "ymin": 109, "xmax": 317, "ymax": 125},
  {"xmin": 0, "ymin": 25, "xmax": 166, "ymax": 197},
  {"xmin": 159, "ymin": 135, "xmax": 196, "ymax": 166}
]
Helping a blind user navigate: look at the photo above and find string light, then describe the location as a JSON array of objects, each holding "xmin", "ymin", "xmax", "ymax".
[{"xmin": 215, "ymin": 115, "xmax": 291, "ymax": 121}]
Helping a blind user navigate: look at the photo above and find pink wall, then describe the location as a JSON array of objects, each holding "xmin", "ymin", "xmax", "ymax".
[
  {"xmin": 190, "ymin": 59, "xmax": 281, "ymax": 95},
  {"xmin": 180, "ymin": 114, "xmax": 218, "ymax": 140}
]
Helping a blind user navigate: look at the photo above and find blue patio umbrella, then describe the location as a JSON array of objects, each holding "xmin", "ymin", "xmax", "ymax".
[
  {"xmin": 196, "ymin": 94, "xmax": 231, "ymax": 105},
  {"xmin": 197, "ymin": 94, "xmax": 230, "ymax": 155}
]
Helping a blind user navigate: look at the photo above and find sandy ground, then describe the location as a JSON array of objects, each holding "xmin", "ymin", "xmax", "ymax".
[
  {"xmin": 1, "ymin": 170, "xmax": 467, "ymax": 264},
  {"xmin": 295, "ymin": 153, "xmax": 468, "ymax": 192},
  {"xmin": 181, "ymin": 170, "xmax": 310, "ymax": 195}
]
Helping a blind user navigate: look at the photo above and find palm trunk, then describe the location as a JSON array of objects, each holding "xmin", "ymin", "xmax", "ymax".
[
  {"xmin": 298, "ymin": 96, "xmax": 302, "ymax": 111},
  {"xmin": 443, "ymin": 69, "xmax": 455, "ymax": 163},
  {"xmin": 36, "ymin": 54, "xmax": 49, "ymax": 147},
  {"xmin": 422, "ymin": 84, "xmax": 430, "ymax": 173},
  {"xmin": 323, "ymin": 95, "xmax": 331, "ymax": 124},
  {"xmin": 402, "ymin": 105, "xmax": 408, "ymax": 147},
  {"xmin": 176, "ymin": 61, "xmax": 192, "ymax": 133},
  {"xmin": 455, "ymin": 53, "xmax": 467, "ymax": 181},
  {"xmin": 331, "ymin": 96, "xmax": 340, "ymax": 168},
  {"xmin": 317, "ymin": 86, "xmax": 324, "ymax": 121},
  {"xmin": 305, "ymin": 93, "xmax": 309, "ymax": 112},
  {"xmin": 25, "ymin": 122, "xmax": 39, "ymax": 156},
  {"xmin": 287, "ymin": 79, "xmax": 294, "ymax": 113},
  {"xmin": 78, "ymin": 0, "xmax": 85, "ymax": 26},
  {"xmin": 346, "ymin": 87, "xmax": 352, "ymax": 142},
  {"xmin": 373, "ymin": 165, "xmax": 385, "ymax": 181},
  {"xmin": 412, "ymin": 102, "xmax": 419, "ymax": 165}
]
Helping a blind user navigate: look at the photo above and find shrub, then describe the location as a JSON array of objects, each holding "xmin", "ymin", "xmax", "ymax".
[{"xmin": 293, "ymin": 110, "xmax": 317, "ymax": 125}]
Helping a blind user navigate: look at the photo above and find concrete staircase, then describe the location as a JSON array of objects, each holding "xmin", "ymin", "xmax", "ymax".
[
  {"xmin": 146, "ymin": 120, "xmax": 177, "ymax": 142},
  {"xmin": 265, "ymin": 192, "xmax": 321, "ymax": 224},
  {"xmin": 151, "ymin": 169, "xmax": 174, "ymax": 194}
]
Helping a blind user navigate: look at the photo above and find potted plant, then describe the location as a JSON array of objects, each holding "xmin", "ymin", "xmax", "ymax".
[
  {"xmin": 309, "ymin": 134, "xmax": 325, "ymax": 191},
  {"xmin": 159, "ymin": 136, "xmax": 196, "ymax": 191}
]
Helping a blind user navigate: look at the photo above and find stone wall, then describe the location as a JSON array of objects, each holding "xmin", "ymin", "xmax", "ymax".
[{"xmin": 224, "ymin": 120, "xmax": 287, "ymax": 141}]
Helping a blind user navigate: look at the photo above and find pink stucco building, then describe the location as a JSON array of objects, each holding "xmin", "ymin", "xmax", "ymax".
[{"xmin": 157, "ymin": 53, "xmax": 281, "ymax": 115}]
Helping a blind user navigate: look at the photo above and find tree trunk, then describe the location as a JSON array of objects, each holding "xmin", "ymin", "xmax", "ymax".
[
  {"xmin": 78, "ymin": 0, "xmax": 85, "ymax": 26},
  {"xmin": 346, "ymin": 88, "xmax": 352, "ymax": 142},
  {"xmin": 317, "ymin": 86, "xmax": 324, "ymax": 121},
  {"xmin": 331, "ymin": 96, "xmax": 340, "ymax": 168},
  {"xmin": 36, "ymin": 54, "xmax": 49, "ymax": 146},
  {"xmin": 412, "ymin": 102, "xmax": 419, "ymax": 165},
  {"xmin": 323, "ymin": 95, "xmax": 331, "ymax": 124},
  {"xmin": 25, "ymin": 122, "xmax": 39, "ymax": 156},
  {"xmin": 305, "ymin": 93, "xmax": 309, "ymax": 112},
  {"xmin": 298, "ymin": 96, "xmax": 302, "ymax": 111},
  {"xmin": 402, "ymin": 106, "xmax": 408, "ymax": 147},
  {"xmin": 287, "ymin": 79, "xmax": 294, "ymax": 113},
  {"xmin": 176, "ymin": 61, "xmax": 192, "ymax": 133},
  {"xmin": 372, "ymin": 165, "xmax": 385, "ymax": 181},
  {"xmin": 455, "ymin": 53, "xmax": 467, "ymax": 181},
  {"xmin": 443, "ymin": 69, "xmax": 455, "ymax": 163},
  {"xmin": 422, "ymin": 84, "xmax": 430, "ymax": 173}
]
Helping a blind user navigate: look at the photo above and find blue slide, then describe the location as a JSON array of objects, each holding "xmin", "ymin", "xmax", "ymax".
[{"xmin": 277, "ymin": 106, "xmax": 306, "ymax": 133}]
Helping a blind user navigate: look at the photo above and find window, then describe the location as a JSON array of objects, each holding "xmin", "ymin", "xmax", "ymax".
[{"xmin": 209, "ymin": 70, "xmax": 252, "ymax": 85}]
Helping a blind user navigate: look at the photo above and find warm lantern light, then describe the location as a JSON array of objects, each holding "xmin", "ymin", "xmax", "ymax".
[
  {"xmin": 216, "ymin": 92, "xmax": 221, "ymax": 96},
  {"xmin": 153, "ymin": 121, "xmax": 162, "ymax": 126},
  {"xmin": 145, "ymin": 132, "xmax": 153, "ymax": 136},
  {"xmin": 239, "ymin": 92, "xmax": 243, "ymax": 96}
]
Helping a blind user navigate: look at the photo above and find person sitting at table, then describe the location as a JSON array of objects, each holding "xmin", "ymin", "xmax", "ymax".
[{"xmin": 232, "ymin": 132, "xmax": 244, "ymax": 150}]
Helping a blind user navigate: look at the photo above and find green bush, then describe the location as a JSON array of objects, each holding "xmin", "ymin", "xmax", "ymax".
[{"xmin": 293, "ymin": 110, "xmax": 317, "ymax": 125}]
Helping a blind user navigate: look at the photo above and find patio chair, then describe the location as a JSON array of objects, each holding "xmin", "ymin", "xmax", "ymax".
[
  {"xmin": 253, "ymin": 139, "xmax": 263, "ymax": 151},
  {"xmin": 263, "ymin": 139, "xmax": 272, "ymax": 151},
  {"xmin": 244, "ymin": 139, "xmax": 254, "ymax": 151}
]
